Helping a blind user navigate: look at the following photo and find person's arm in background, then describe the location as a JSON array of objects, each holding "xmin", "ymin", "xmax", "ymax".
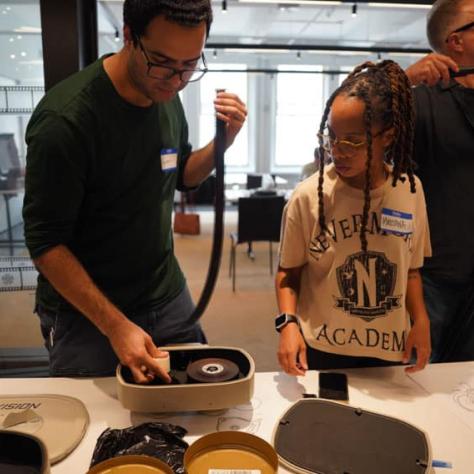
[
  {"xmin": 405, "ymin": 53, "xmax": 459, "ymax": 86},
  {"xmin": 275, "ymin": 265, "xmax": 308, "ymax": 376},
  {"xmin": 403, "ymin": 268, "xmax": 431, "ymax": 373},
  {"xmin": 183, "ymin": 91, "xmax": 247, "ymax": 187}
]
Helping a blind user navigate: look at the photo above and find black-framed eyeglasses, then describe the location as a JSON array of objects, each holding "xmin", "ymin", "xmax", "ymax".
[
  {"xmin": 136, "ymin": 37, "xmax": 208, "ymax": 82},
  {"xmin": 446, "ymin": 21, "xmax": 474, "ymax": 42}
]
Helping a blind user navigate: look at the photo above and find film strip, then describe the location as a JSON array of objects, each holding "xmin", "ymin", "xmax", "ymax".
[{"xmin": 0, "ymin": 257, "xmax": 37, "ymax": 292}]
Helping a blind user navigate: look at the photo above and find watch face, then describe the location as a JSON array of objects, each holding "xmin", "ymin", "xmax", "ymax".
[{"xmin": 275, "ymin": 314, "xmax": 288, "ymax": 329}]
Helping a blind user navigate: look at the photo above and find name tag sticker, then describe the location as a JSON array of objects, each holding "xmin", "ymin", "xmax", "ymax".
[
  {"xmin": 381, "ymin": 208, "xmax": 413, "ymax": 235},
  {"xmin": 161, "ymin": 148, "xmax": 178, "ymax": 173}
]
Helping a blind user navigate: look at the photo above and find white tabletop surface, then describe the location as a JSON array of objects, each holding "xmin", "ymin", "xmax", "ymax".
[{"xmin": 1, "ymin": 362, "xmax": 473, "ymax": 473}]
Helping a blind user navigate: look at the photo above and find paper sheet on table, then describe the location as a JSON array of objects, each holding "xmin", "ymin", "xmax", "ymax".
[{"xmin": 408, "ymin": 364, "xmax": 474, "ymax": 432}]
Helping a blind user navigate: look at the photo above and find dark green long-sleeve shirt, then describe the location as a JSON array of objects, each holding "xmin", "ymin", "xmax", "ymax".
[{"xmin": 23, "ymin": 56, "xmax": 191, "ymax": 314}]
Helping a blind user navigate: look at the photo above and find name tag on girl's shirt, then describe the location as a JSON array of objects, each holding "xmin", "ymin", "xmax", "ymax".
[
  {"xmin": 381, "ymin": 208, "xmax": 413, "ymax": 235},
  {"xmin": 161, "ymin": 148, "xmax": 177, "ymax": 173}
]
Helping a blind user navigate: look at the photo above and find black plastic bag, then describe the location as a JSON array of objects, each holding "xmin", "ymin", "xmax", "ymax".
[{"xmin": 90, "ymin": 422, "xmax": 188, "ymax": 473}]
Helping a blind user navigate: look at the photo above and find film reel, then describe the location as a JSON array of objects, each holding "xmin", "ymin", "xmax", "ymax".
[{"xmin": 186, "ymin": 358, "xmax": 240, "ymax": 383}]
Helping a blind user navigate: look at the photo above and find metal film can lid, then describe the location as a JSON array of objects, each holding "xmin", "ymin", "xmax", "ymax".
[
  {"xmin": 86, "ymin": 455, "xmax": 174, "ymax": 474},
  {"xmin": 184, "ymin": 431, "xmax": 278, "ymax": 474}
]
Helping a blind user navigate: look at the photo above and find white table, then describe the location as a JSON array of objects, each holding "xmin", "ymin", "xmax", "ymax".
[{"xmin": 1, "ymin": 363, "xmax": 473, "ymax": 473}]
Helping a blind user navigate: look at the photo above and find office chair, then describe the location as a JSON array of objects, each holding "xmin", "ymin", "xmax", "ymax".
[
  {"xmin": 246, "ymin": 173, "xmax": 263, "ymax": 190},
  {"xmin": 229, "ymin": 195, "xmax": 285, "ymax": 292}
]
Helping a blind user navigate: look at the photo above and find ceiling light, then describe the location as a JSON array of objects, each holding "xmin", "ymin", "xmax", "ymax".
[
  {"xmin": 352, "ymin": 3, "xmax": 357, "ymax": 17},
  {"xmin": 367, "ymin": 2, "xmax": 431, "ymax": 8},
  {"xmin": 239, "ymin": 1, "xmax": 342, "ymax": 5},
  {"xmin": 238, "ymin": 0, "xmax": 430, "ymax": 8},
  {"xmin": 114, "ymin": 29, "xmax": 120, "ymax": 42},
  {"xmin": 10, "ymin": 54, "xmax": 16, "ymax": 59},
  {"xmin": 387, "ymin": 51, "xmax": 426, "ymax": 57},
  {"xmin": 306, "ymin": 49, "xmax": 372, "ymax": 56},
  {"xmin": 16, "ymin": 35, "xmax": 22, "ymax": 40},
  {"xmin": 222, "ymin": 48, "xmax": 290, "ymax": 54},
  {"xmin": 14, "ymin": 27, "xmax": 42, "ymax": 33},
  {"xmin": 21, "ymin": 52, "xmax": 27, "ymax": 57},
  {"xmin": 213, "ymin": 49, "xmax": 218, "ymax": 59},
  {"xmin": 19, "ymin": 59, "xmax": 43, "ymax": 65},
  {"xmin": 222, "ymin": 0, "xmax": 228, "ymax": 13},
  {"xmin": 9, "ymin": 37, "xmax": 14, "ymax": 42}
]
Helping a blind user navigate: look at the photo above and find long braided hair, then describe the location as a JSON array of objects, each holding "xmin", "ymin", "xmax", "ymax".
[{"xmin": 317, "ymin": 60, "xmax": 416, "ymax": 253}]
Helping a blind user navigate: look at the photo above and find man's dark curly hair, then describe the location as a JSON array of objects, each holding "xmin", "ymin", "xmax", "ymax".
[{"xmin": 124, "ymin": 0, "xmax": 213, "ymax": 46}]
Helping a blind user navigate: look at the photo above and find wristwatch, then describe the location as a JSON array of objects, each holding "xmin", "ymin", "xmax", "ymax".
[{"xmin": 275, "ymin": 313, "xmax": 299, "ymax": 333}]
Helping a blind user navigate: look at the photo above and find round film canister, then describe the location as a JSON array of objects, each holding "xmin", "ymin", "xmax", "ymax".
[
  {"xmin": 87, "ymin": 455, "xmax": 173, "ymax": 474},
  {"xmin": 185, "ymin": 431, "xmax": 278, "ymax": 474}
]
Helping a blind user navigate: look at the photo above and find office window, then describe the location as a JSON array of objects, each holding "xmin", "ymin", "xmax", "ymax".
[
  {"xmin": 274, "ymin": 65, "xmax": 323, "ymax": 169},
  {"xmin": 97, "ymin": 0, "xmax": 122, "ymax": 56},
  {"xmin": 199, "ymin": 64, "xmax": 249, "ymax": 168},
  {"xmin": 338, "ymin": 67, "xmax": 354, "ymax": 86},
  {"xmin": 0, "ymin": 1, "xmax": 44, "ymax": 255},
  {"xmin": 0, "ymin": 1, "xmax": 44, "ymax": 355}
]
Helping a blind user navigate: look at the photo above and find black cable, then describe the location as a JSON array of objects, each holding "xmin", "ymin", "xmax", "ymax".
[
  {"xmin": 190, "ymin": 107, "xmax": 226, "ymax": 320},
  {"xmin": 450, "ymin": 66, "xmax": 474, "ymax": 78}
]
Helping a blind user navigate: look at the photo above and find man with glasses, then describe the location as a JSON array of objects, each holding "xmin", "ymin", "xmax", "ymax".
[
  {"xmin": 23, "ymin": 0, "xmax": 247, "ymax": 383},
  {"xmin": 404, "ymin": 0, "xmax": 474, "ymax": 362}
]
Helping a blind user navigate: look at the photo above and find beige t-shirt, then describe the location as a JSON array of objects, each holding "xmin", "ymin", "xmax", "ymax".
[{"xmin": 280, "ymin": 164, "xmax": 431, "ymax": 362}]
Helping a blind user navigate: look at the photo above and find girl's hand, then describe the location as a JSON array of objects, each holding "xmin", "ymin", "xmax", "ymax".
[
  {"xmin": 403, "ymin": 317, "xmax": 431, "ymax": 373},
  {"xmin": 278, "ymin": 323, "xmax": 308, "ymax": 376}
]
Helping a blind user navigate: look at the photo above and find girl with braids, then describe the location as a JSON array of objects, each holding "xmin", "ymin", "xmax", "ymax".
[{"xmin": 275, "ymin": 60, "xmax": 432, "ymax": 375}]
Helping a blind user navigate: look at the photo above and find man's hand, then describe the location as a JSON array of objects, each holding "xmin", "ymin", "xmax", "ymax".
[
  {"xmin": 403, "ymin": 318, "xmax": 431, "ymax": 373},
  {"xmin": 277, "ymin": 323, "xmax": 308, "ymax": 376},
  {"xmin": 405, "ymin": 53, "xmax": 459, "ymax": 86},
  {"xmin": 214, "ymin": 91, "xmax": 247, "ymax": 148},
  {"xmin": 107, "ymin": 318, "xmax": 172, "ymax": 384}
]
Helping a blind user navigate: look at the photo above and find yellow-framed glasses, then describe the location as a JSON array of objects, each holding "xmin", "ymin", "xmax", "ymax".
[{"xmin": 317, "ymin": 127, "xmax": 387, "ymax": 155}]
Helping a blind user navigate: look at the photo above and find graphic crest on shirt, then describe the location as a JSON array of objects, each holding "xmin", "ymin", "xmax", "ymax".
[{"xmin": 334, "ymin": 250, "xmax": 401, "ymax": 322}]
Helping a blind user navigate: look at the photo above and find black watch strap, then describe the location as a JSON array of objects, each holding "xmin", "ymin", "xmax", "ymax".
[{"xmin": 275, "ymin": 313, "xmax": 299, "ymax": 332}]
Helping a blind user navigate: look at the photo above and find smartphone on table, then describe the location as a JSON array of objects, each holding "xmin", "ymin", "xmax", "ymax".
[{"xmin": 318, "ymin": 372, "xmax": 349, "ymax": 401}]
